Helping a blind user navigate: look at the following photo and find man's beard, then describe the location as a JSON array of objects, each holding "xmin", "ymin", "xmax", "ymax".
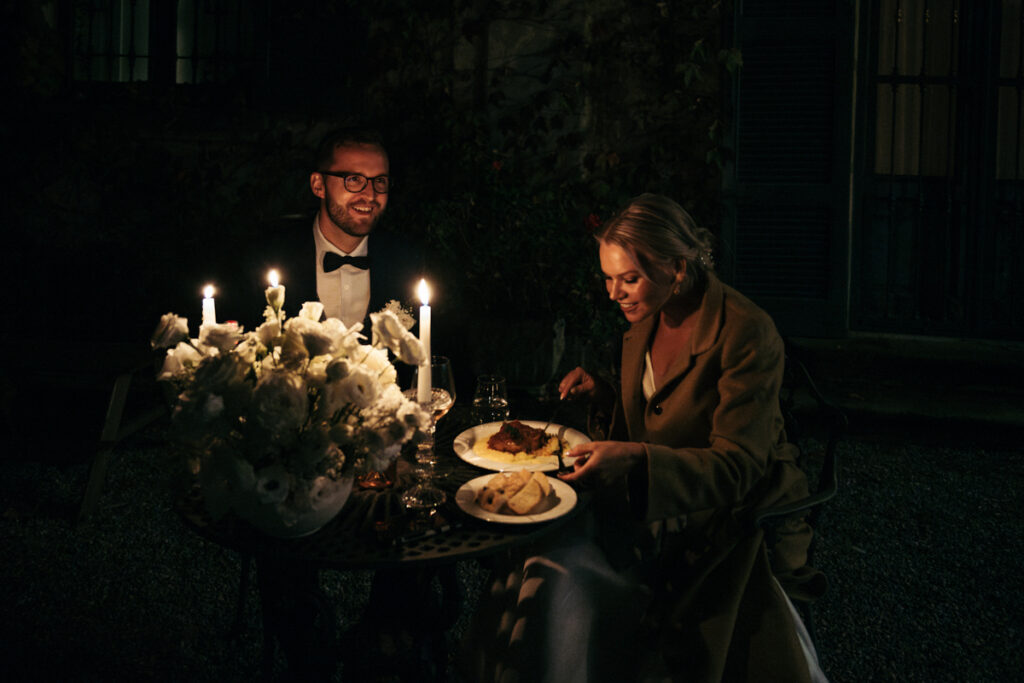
[{"xmin": 326, "ymin": 199, "xmax": 383, "ymax": 238}]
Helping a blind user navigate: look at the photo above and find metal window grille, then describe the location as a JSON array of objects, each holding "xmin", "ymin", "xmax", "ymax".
[
  {"xmin": 70, "ymin": 0, "xmax": 262, "ymax": 84},
  {"xmin": 858, "ymin": 0, "xmax": 1023, "ymax": 336},
  {"xmin": 995, "ymin": 0, "xmax": 1023, "ymax": 180},
  {"xmin": 873, "ymin": 0, "xmax": 1023, "ymax": 180}
]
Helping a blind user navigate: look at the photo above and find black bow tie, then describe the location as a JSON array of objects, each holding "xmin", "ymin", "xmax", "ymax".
[{"xmin": 323, "ymin": 252, "xmax": 371, "ymax": 272}]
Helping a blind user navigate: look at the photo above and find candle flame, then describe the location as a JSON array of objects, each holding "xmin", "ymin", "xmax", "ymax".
[
  {"xmin": 203, "ymin": 284, "xmax": 214, "ymax": 298},
  {"xmin": 417, "ymin": 278, "xmax": 431, "ymax": 305},
  {"xmin": 268, "ymin": 269, "xmax": 279, "ymax": 288}
]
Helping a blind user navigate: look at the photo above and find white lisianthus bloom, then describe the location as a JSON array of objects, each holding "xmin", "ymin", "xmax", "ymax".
[
  {"xmin": 325, "ymin": 357, "xmax": 351, "ymax": 382},
  {"xmin": 306, "ymin": 355, "xmax": 330, "ymax": 386},
  {"xmin": 320, "ymin": 317, "xmax": 348, "ymax": 341},
  {"xmin": 328, "ymin": 422, "xmax": 355, "ymax": 448},
  {"xmin": 397, "ymin": 397, "xmax": 430, "ymax": 432},
  {"xmin": 158, "ymin": 341, "xmax": 204, "ymax": 380},
  {"xmin": 380, "ymin": 418, "xmax": 410, "ymax": 447},
  {"xmin": 234, "ymin": 335, "xmax": 265, "ymax": 366},
  {"xmin": 265, "ymin": 285, "xmax": 285, "ymax": 310},
  {"xmin": 396, "ymin": 332, "xmax": 426, "ymax": 367},
  {"xmin": 193, "ymin": 353, "xmax": 249, "ymax": 395},
  {"xmin": 381, "ymin": 300, "xmax": 416, "ymax": 330},
  {"xmin": 286, "ymin": 316, "xmax": 334, "ymax": 358},
  {"xmin": 336, "ymin": 367, "xmax": 380, "ymax": 409},
  {"xmin": 254, "ymin": 464, "xmax": 291, "ymax": 504},
  {"xmin": 257, "ymin": 320, "xmax": 280, "ymax": 346},
  {"xmin": 322, "ymin": 317, "xmax": 365, "ymax": 354},
  {"xmin": 354, "ymin": 346, "xmax": 397, "ymax": 386},
  {"xmin": 298, "ymin": 301, "xmax": 325, "ymax": 322},
  {"xmin": 370, "ymin": 310, "xmax": 406, "ymax": 352},
  {"xmin": 252, "ymin": 370, "xmax": 308, "ymax": 433},
  {"xmin": 151, "ymin": 313, "xmax": 189, "ymax": 349},
  {"xmin": 278, "ymin": 329, "xmax": 310, "ymax": 369},
  {"xmin": 199, "ymin": 322, "xmax": 244, "ymax": 352}
]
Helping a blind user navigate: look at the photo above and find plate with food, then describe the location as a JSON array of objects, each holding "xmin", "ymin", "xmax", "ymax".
[
  {"xmin": 455, "ymin": 471, "xmax": 577, "ymax": 524},
  {"xmin": 453, "ymin": 419, "xmax": 589, "ymax": 472}
]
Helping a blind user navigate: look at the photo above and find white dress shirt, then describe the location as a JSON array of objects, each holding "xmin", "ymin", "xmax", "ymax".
[{"xmin": 313, "ymin": 217, "xmax": 370, "ymax": 328}]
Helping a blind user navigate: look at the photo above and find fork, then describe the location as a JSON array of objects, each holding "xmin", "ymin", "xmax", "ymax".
[
  {"xmin": 540, "ymin": 396, "xmax": 561, "ymax": 434},
  {"xmin": 540, "ymin": 400, "xmax": 572, "ymax": 472}
]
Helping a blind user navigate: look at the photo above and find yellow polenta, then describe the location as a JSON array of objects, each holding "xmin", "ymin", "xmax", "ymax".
[{"xmin": 472, "ymin": 431, "xmax": 565, "ymax": 465}]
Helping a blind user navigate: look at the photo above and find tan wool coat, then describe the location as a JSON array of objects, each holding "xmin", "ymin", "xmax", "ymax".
[{"xmin": 595, "ymin": 274, "xmax": 821, "ymax": 683}]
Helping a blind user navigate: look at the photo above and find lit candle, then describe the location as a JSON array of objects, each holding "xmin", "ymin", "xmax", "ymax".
[
  {"xmin": 417, "ymin": 279, "xmax": 432, "ymax": 405},
  {"xmin": 265, "ymin": 269, "xmax": 285, "ymax": 310},
  {"xmin": 201, "ymin": 284, "xmax": 216, "ymax": 327}
]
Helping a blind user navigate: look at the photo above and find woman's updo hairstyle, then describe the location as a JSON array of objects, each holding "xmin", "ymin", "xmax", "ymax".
[{"xmin": 595, "ymin": 193, "xmax": 716, "ymax": 292}]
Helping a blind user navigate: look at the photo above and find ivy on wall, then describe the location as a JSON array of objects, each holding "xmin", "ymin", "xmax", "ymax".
[
  {"xmin": 357, "ymin": 0, "xmax": 737, "ymax": 345},
  {"xmin": 5, "ymin": 0, "xmax": 737, "ymax": 351}
]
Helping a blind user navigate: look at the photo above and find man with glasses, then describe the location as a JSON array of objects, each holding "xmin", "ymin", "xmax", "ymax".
[{"xmin": 307, "ymin": 126, "xmax": 422, "ymax": 328}]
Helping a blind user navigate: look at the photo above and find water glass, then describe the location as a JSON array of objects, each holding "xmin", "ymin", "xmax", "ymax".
[{"xmin": 471, "ymin": 374, "xmax": 510, "ymax": 424}]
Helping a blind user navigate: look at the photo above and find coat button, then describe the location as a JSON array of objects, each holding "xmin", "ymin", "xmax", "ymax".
[{"xmin": 653, "ymin": 404, "xmax": 663, "ymax": 415}]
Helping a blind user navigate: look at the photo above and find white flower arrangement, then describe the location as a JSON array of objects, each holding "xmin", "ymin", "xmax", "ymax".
[{"xmin": 152, "ymin": 289, "xmax": 430, "ymax": 524}]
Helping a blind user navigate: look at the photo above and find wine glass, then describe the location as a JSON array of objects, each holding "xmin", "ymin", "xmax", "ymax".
[
  {"xmin": 471, "ymin": 374, "xmax": 510, "ymax": 425},
  {"xmin": 401, "ymin": 356, "xmax": 456, "ymax": 510}
]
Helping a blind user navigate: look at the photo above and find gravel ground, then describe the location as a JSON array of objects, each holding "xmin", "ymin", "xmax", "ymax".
[{"xmin": 1, "ymin": 420, "xmax": 1021, "ymax": 682}]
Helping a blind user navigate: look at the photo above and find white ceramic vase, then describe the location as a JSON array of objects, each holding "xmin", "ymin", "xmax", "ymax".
[{"xmin": 198, "ymin": 454, "xmax": 354, "ymax": 538}]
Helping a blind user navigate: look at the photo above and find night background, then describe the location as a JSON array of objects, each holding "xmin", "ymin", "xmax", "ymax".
[{"xmin": 1, "ymin": 1, "xmax": 1022, "ymax": 681}]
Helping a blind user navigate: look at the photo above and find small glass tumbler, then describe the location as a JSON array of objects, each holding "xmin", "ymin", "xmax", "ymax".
[{"xmin": 471, "ymin": 374, "xmax": 510, "ymax": 425}]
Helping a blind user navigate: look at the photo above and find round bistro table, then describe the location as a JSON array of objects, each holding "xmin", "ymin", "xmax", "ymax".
[{"xmin": 176, "ymin": 406, "xmax": 587, "ymax": 681}]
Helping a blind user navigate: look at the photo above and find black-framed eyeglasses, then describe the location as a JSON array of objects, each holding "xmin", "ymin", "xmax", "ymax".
[{"xmin": 318, "ymin": 171, "xmax": 390, "ymax": 194}]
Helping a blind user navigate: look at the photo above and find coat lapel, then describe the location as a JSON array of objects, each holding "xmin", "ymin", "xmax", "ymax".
[
  {"xmin": 620, "ymin": 275, "xmax": 729, "ymax": 436},
  {"xmin": 620, "ymin": 316, "xmax": 654, "ymax": 438}
]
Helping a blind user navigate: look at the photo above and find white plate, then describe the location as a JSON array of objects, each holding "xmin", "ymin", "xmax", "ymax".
[
  {"xmin": 454, "ymin": 474, "xmax": 578, "ymax": 524},
  {"xmin": 453, "ymin": 420, "xmax": 590, "ymax": 472}
]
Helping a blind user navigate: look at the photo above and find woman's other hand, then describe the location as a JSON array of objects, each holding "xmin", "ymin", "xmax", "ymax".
[{"xmin": 558, "ymin": 440, "xmax": 645, "ymax": 488}]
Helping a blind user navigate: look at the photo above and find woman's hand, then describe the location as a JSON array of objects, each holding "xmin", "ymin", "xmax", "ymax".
[
  {"xmin": 558, "ymin": 367, "xmax": 603, "ymax": 401},
  {"xmin": 558, "ymin": 440, "xmax": 645, "ymax": 488}
]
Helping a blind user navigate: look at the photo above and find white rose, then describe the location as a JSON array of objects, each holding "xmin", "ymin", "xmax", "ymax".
[
  {"xmin": 151, "ymin": 313, "xmax": 189, "ymax": 349},
  {"xmin": 298, "ymin": 301, "xmax": 325, "ymax": 321}
]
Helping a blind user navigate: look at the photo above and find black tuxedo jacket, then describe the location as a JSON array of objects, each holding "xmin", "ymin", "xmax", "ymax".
[{"xmin": 227, "ymin": 220, "xmax": 425, "ymax": 330}]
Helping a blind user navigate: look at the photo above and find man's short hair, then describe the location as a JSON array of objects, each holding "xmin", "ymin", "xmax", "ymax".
[{"xmin": 313, "ymin": 126, "xmax": 388, "ymax": 169}]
